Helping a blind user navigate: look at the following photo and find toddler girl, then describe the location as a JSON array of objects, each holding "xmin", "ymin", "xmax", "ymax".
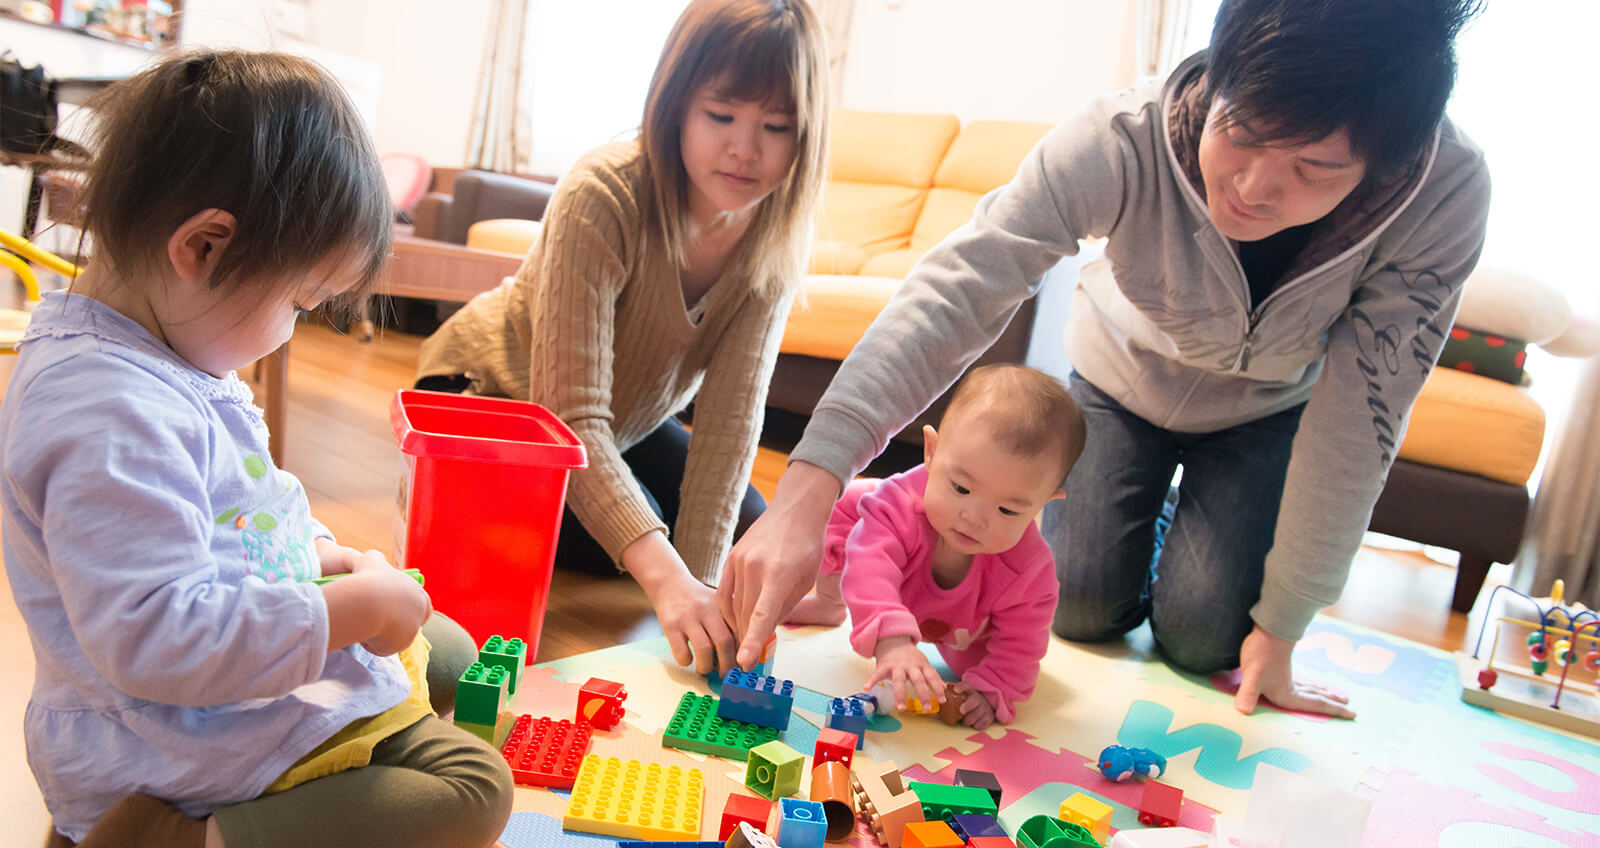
[
  {"xmin": 788, "ymin": 365, "xmax": 1086, "ymax": 729},
  {"xmin": 2, "ymin": 51, "xmax": 511, "ymax": 848}
]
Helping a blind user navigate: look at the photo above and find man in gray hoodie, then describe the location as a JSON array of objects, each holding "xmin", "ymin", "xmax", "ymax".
[{"xmin": 722, "ymin": 0, "xmax": 1489, "ymax": 719}]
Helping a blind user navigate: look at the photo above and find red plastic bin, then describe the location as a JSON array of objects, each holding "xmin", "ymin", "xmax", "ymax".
[{"xmin": 391, "ymin": 390, "xmax": 587, "ymax": 652}]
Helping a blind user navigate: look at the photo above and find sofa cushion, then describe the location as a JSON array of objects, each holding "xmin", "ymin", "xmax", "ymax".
[
  {"xmin": 907, "ymin": 121, "xmax": 1052, "ymax": 254},
  {"xmin": 815, "ymin": 111, "xmax": 960, "ymax": 258},
  {"xmin": 858, "ymin": 249, "xmax": 921, "ymax": 280},
  {"xmin": 1396, "ymin": 367, "xmax": 1546, "ymax": 486},
  {"xmin": 808, "ymin": 239, "xmax": 870, "ymax": 275},
  {"xmin": 465, "ymin": 218, "xmax": 542, "ymax": 255},
  {"xmin": 780, "ymin": 274, "xmax": 903, "ymax": 360}
]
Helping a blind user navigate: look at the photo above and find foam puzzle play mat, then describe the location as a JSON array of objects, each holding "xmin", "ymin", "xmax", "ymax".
[{"xmin": 467, "ymin": 617, "xmax": 1600, "ymax": 848}]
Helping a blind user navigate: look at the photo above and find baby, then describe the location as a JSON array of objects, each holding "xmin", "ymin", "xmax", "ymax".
[{"xmin": 788, "ymin": 364, "xmax": 1086, "ymax": 728}]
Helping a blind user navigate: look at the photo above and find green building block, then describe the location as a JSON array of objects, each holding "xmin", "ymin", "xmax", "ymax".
[
  {"xmin": 455, "ymin": 719, "xmax": 496, "ymax": 746},
  {"xmin": 745, "ymin": 740, "xmax": 804, "ymax": 800},
  {"xmin": 456, "ymin": 661, "xmax": 509, "ymax": 726},
  {"xmin": 478, "ymin": 635, "xmax": 527, "ymax": 695},
  {"xmin": 1015, "ymin": 815, "xmax": 1099, "ymax": 848},
  {"xmin": 907, "ymin": 782, "xmax": 999, "ymax": 825},
  {"xmin": 664, "ymin": 692, "xmax": 780, "ymax": 761}
]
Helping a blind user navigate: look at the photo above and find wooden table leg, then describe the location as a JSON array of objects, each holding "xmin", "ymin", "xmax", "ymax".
[{"xmin": 263, "ymin": 341, "xmax": 289, "ymax": 467}]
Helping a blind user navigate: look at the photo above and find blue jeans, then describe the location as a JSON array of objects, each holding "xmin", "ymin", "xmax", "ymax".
[{"xmin": 1042, "ymin": 374, "xmax": 1304, "ymax": 673}]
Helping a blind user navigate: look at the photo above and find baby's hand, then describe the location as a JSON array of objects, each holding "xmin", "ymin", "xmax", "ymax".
[
  {"xmin": 867, "ymin": 636, "xmax": 944, "ymax": 711},
  {"xmin": 315, "ymin": 537, "xmax": 364, "ymax": 576},
  {"xmin": 951, "ymin": 681, "xmax": 997, "ymax": 730},
  {"xmin": 350, "ymin": 549, "xmax": 431, "ymax": 655}
]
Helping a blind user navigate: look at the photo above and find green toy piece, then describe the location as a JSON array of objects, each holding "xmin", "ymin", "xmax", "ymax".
[
  {"xmin": 309, "ymin": 567, "xmax": 424, "ymax": 586},
  {"xmin": 744, "ymin": 740, "xmax": 804, "ymax": 800},
  {"xmin": 663, "ymin": 692, "xmax": 781, "ymax": 761},
  {"xmin": 1016, "ymin": 814, "xmax": 1099, "ymax": 848},
  {"xmin": 455, "ymin": 719, "xmax": 496, "ymax": 745},
  {"xmin": 456, "ymin": 661, "xmax": 509, "ymax": 726},
  {"xmin": 907, "ymin": 782, "xmax": 999, "ymax": 825},
  {"xmin": 479, "ymin": 635, "xmax": 528, "ymax": 695}
]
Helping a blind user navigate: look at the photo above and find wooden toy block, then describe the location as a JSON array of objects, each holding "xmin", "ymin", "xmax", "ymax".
[
  {"xmin": 954, "ymin": 769, "xmax": 1002, "ymax": 805},
  {"xmin": 719, "ymin": 793, "xmax": 774, "ymax": 840},
  {"xmin": 905, "ymin": 820, "xmax": 966, "ymax": 848},
  {"xmin": 851, "ymin": 762, "xmax": 925, "ymax": 848},
  {"xmin": 725, "ymin": 821, "xmax": 781, "ymax": 848},
  {"xmin": 778, "ymin": 797, "xmax": 828, "ymax": 848},
  {"xmin": 478, "ymin": 634, "xmax": 527, "ymax": 695},
  {"xmin": 950, "ymin": 814, "xmax": 1008, "ymax": 843},
  {"xmin": 970, "ymin": 837, "xmax": 1018, "ymax": 848},
  {"xmin": 577, "ymin": 677, "xmax": 628, "ymax": 730},
  {"xmin": 810, "ymin": 761, "xmax": 856, "ymax": 840},
  {"xmin": 456, "ymin": 662, "xmax": 509, "ymax": 726},
  {"xmin": 1137, "ymin": 781, "xmax": 1182, "ymax": 828},
  {"xmin": 827, "ymin": 697, "xmax": 868, "ymax": 746},
  {"xmin": 907, "ymin": 781, "xmax": 999, "ymax": 824},
  {"xmin": 745, "ymin": 740, "xmax": 804, "ymax": 800},
  {"xmin": 720, "ymin": 670, "xmax": 795, "ymax": 730},
  {"xmin": 563, "ymin": 754, "xmax": 704, "ymax": 840},
  {"xmin": 1016, "ymin": 815, "xmax": 1098, "ymax": 848},
  {"xmin": 1059, "ymin": 794, "xmax": 1112, "ymax": 844},
  {"xmin": 813, "ymin": 726, "xmax": 858, "ymax": 769},
  {"xmin": 664, "ymin": 692, "xmax": 780, "ymax": 761},
  {"xmin": 938, "ymin": 683, "xmax": 967, "ymax": 725},
  {"xmin": 500, "ymin": 715, "xmax": 592, "ymax": 788}
]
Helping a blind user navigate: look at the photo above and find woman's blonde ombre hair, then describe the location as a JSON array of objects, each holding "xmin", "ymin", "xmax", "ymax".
[{"xmin": 640, "ymin": 0, "xmax": 829, "ymax": 300}]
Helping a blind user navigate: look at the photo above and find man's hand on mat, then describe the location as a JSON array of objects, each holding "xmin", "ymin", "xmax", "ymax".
[
  {"xmin": 720, "ymin": 461, "xmax": 841, "ymax": 669},
  {"xmin": 869, "ymin": 636, "xmax": 944, "ymax": 712},
  {"xmin": 627, "ymin": 532, "xmax": 738, "ymax": 676},
  {"xmin": 1235, "ymin": 625, "xmax": 1356, "ymax": 719}
]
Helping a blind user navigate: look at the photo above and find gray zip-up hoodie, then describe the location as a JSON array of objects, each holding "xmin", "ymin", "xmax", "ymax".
[{"xmin": 790, "ymin": 53, "xmax": 1491, "ymax": 641}]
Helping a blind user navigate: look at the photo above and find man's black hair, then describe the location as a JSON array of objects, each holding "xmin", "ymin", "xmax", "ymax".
[{"xmin": 1207, "ymin": 0, "xmax": 1485, "ymax": 177}]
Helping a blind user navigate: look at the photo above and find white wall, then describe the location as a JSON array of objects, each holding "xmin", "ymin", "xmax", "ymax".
[{"xmin": 841, "ymin": 0, "xmax": 1139, "ymax": 124}]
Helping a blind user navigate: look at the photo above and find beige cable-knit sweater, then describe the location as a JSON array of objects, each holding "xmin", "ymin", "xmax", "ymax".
[{"xmin": 416, "ymin": 141, "xmax": 793, "ymax": 583}]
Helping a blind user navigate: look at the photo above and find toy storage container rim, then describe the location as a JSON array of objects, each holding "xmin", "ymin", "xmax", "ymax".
[{"xmin": 391, "ymin": 389, "xmax": 587, "ymax": 469}]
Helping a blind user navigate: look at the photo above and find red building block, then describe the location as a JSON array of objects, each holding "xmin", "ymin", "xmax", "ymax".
[
  {"xmin": 1138, "ymin": 780, "xmax": 1183, "ymax": 827},
  {"xmin": 970, "ymin": 837, "xmax": 1016, "ymax": 848},
  {"xmin": 813, "ymin": 727, "xmax": 858, "ymax": 769},
  {"xmin": 500, "ymin": 715, "xmax": 593, "ymax": 788},
  {"xmin": 720, "ymin": 792, "xmax": 774, "ymax": 840},
  {"xmin": 577, "ymin": 677, "xmax": 628, "ymax": 730}
]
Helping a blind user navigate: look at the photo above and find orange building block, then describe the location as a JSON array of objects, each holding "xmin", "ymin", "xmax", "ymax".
[{"xmin": 904, "ymin": 820, "xmax": 965, "ymax": 848}]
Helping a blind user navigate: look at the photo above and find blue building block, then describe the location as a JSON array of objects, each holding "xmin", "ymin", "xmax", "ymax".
[
  {"xmin": 778, "ymin": 798, "xmax": 827, "ymax": 848},
  {"xmin": 950, "ymin": 814, "xmax": 1009, "ymax": 843},
  {"xmin": 826, "ymin": 697, "xmax": 867, "ymax": 747},
  {"xmin": 718, "ymin": 670, "xmax": 794, "ymax": 731}
]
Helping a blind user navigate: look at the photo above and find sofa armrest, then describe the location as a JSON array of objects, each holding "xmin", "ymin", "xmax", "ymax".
[
  {"xmin": 445, "ymin": 171, "xmax": 555, "ymax": 244},
  {"xmin": 412, "ymin": 191, "xmax": 452, "ymax": 241}
]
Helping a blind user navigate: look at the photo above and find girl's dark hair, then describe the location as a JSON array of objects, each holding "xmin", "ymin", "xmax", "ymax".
[
  {"xmin": 77, "ymin": 50, "xmax": 392, "ymax": 313},
  {"xmin": 640, "ymin": 0, "xmax": 829, "ymax": 300},
  {"xmin": 1207, "ymin": 0, "xmax": 1485, "ymax": 178}
]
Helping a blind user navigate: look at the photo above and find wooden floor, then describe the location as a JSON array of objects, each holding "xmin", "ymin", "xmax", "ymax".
[{"xmin": 0, "ymin": 320, "xmax": 1508, "ymax": 844}]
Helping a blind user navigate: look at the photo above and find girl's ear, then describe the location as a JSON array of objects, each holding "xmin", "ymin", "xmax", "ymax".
[
  {"xmin": 167, "ymin": 209, "xmax": 237, "ymax": 285},
  {"xmin": 922, "ymin": 424, "xmax": 938, "ymax": 466}
]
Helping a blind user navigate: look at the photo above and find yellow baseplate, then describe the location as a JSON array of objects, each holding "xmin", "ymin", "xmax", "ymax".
[{"xmin": 562, "ymin": 754, "xmax": 705, "ymax": 840}]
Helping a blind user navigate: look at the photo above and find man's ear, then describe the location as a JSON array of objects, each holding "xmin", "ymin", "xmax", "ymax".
[
  {"xmin": 922, "ymin": 424, "xmax": 938, "ymax": 466},
  {"xmin": 167, "ymin": 209, "xmax": 237, "ymax": 285}
]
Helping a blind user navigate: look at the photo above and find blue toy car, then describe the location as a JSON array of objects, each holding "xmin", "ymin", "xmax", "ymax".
[{"xmin": 1097, "ymin": 745, "xmax": 1166, "ymax": 782}]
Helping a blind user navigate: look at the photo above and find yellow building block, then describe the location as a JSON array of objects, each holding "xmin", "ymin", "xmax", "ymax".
[
  {"xmin": 1060, "ymin": 793, "xmax": 1112, "ymax": 844},
  {"xmin": 563, "ymin": 754, "xmax": 705, "ymax": 840}
]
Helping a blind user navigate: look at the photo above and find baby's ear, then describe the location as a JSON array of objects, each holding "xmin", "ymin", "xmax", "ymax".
[
  {"xmin": 1048, "ymin": 489, "xmax": 1067, "ymax": 502},
  {"xmin": 167, "ymin": 208, "xmax": 237, "ymax": 284},
  {"xmin": 922, "ymin": 425, "xmax": 939, "ymax": 464}
]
